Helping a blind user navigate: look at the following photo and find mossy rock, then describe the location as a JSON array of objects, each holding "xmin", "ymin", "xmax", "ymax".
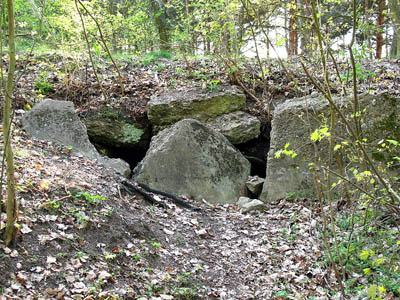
[
  {"xmin": 260, "ymin": 93, "xmax": 400, "ymax": 202},
  {"xmin": 148, "ymin": 85, "xmax": 246, "ymax": 132},
  {"xmin": 85, "ymin": 117, "xmax": 149, "ymax": 149}
]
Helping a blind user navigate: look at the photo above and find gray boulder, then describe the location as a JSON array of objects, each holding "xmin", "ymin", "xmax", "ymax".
[
  {"xmin": 21, "ymin": 99, "xmax": 131, "ymax": 177},
  {"xmin": 260, "ymin": 93, "xmax": 400, "ymax": 202},
  {"xmin": 237, "ymin": 197, "xmax": 266, "ymax": 212},
  {"xmin": 103, "ymin": 158, "xmax": 131, "ymax": 178},
  {"xmin": 134, "ymin": 119, "xmax": 250, "ymax": 204},
  {"xmin": 148, "ymin": 85, "xmax": 246, "ymax": 132},
  {"xmin": 207, "ymin": 111, "xmax": 261, "ymax": 144},
  {"xmin": 22, "ymin": 99, "xmax": 99, "ymax": 159}
]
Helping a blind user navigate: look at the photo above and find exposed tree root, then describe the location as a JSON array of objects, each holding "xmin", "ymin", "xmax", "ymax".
[{"xmin": 121, "ymin": 180, "xmax": 202, "ymax": 212}]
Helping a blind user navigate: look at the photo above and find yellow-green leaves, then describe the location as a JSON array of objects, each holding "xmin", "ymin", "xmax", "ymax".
[
  {"xmin": 371, "ymin": 257, "xmax": 385, "ymax": 267},
  {"xmin": 360, "ymin": 249, "xmax": 374, "ymax": 260},
  {"xmin": 363, "ymin": 268, "xmax": 371, "ymax": 275},
  {"xmin": 274, "ymin": 143, "xmax": 297, "ymax": 159},
  {"xmin": 310, "ymin": 125, "xmax": 330, "ymax": 142},
  {"xmin": 367, "ymin": 284, "xmax": 387, "ymax": 300}
]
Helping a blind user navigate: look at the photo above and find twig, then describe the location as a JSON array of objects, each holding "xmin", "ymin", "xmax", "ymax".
[
  {"xmin": 74, "ymin": 0, "xmax": 107, "ymax": 102},
  {"xmin": 76, "ymin": 0, "xmax": 125, "ymax": 96}
]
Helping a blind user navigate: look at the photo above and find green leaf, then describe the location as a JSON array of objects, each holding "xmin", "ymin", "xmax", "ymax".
[
  {"xmin": 363, "ymin": 268, "xmax": 371, "ymax": 275},
  {"xmin": 368, "ymin": 284, "xmax": 377, "ymax": 299},
  {"xmin": 360, "ymin": 250, "xmax": 370, "ymax": 260},
  {"xmin": 333, "ymin": 144, "xmax": 342, "ymax": 151},
  {"xmin": 378, "ymin": 286, "xmax": 386, "ymax": 294},
  {"xmin": 310, "ymin": 130, "xmax": 320, "ymax": 142},
  {"xmin": 372, "ymin": 257, "xmax": 385, "ymax": 267},
  {"xmin": 387, "ymin": 139, "xmax": 399, "ymax": 146}
]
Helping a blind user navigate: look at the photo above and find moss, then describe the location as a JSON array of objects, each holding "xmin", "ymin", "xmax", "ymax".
[
  {"xmin": 86, "ymin": 119, "xmax": 145, "ymax": 147},
  {"xmin": 373, "ymin": 96, "xmax": 400, "ymax": 140},
  {"xmin": 148, "ymin": 89, "xmax": 245, "ymax": 132},
  {"xmin": 122, "ymin": 124, "xmax": 144, "ymax": 143}
]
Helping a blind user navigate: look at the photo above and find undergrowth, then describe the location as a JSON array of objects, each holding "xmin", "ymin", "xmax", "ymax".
[{"xmin": 323, "ymin": 207, "xmax": 400, "ymax": 298}]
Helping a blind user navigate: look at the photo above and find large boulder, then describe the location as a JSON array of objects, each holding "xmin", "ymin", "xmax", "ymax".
[
  {"xmin": 22, "ymin": 99, "xmax": 100, "ymax": 159},
  {"xmin": 21, "ymin": 99, "xmax": 130, "ymax": 177},
  {"xmin": 207, "ymin": 111, "xmax": 261, "ymax": 144},
  {"xmin": 260, "ymin": 93, "xmax": 400, "ymax": 202},
  {"xmin": 134, "ymin": 119, "xmax": 251, "ymax": 204},
  {"xmin": 148, "ymin": 85, "xmax": 246, "ymax": 132}
]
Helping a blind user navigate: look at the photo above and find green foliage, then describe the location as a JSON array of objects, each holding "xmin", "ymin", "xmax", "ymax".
[
  {"xmin": 206, "ymin": 79, "xmax": 221, "ymax": 91},
  {"xmin": 274, "ymin": 143, "xmax": 297, "ymax": 159},
  {"xmin": 34, "ymin": 80, "xmax": 53, "ymax": 96},
  {"xmin": 46, "ymin": 200, "xmax": 61, "ymax": 210},
  {"xmin": 310, "ymin": 125, "xmax": 331, "ymax": 142},
  {"xmin": 275, "ymin": 290, "xmax": 289, "ymax": 298},
  {"xmin": 324, "ymin": 210, "xmax": 400, "ymax": 297},
  {"xmin": 142, "ymin": 50, "xmax": 173, "ymax": 65},
  {"xmin": 73, "ymin": 192, "xmax": 106, "ymax": 205},
  {"xmin": 149, "ymin": 238, "xmax": 162, "ymax": 251}
]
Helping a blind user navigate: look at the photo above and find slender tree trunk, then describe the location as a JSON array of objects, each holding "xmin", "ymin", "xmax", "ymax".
[
  {"xmin": 149, "ymin": 0, "xmax": 170, "ymax": 51},
  {"xmin": 184, "ymin": 0, "xmax": 191, "ymax": 52},
  {"xmin": 389, "ymin": 0, "xmax": 400, "ymax": 58},
  {"xmin": 108, "ymin": 0, "xmax": 117, "ymax": 53},
  {"xmin": 284, "ymin": 0, "xmax": 289, "ymax": 54},
  {"xmin": 288, "ymin": 5, "xmax": 298, "ymax": 56},
  {"xmin": 376, "ymin": 0, "xmax": 385, "ymax": 59},
  {"xmin": 302, "ymin": 0, "xmax": 312, "ymax": 54},
  {"xmin": 3, "ymin": 0, "xmax": 17, "ymax": 246}
]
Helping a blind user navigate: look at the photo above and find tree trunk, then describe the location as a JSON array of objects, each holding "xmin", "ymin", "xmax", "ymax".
[
  {"xmin": 301, "ymin": 0, "xmax": 312, "ymax": 55},
  {"xmin": 149, "ymin": 0, "xmax": 170, "ymax": 51},
  {"xmin": 376, "ymin": 0, "xmax": 385, "ymax": 59},
  {"xmin": 288, "ymin": 5, "xmax": 298, "ymax": 56},
  {"xmin": 284, "ymin": 0, "xmax": 289, "ymax": 54},
  {"xmin": 389, "ymin": 0, "xmax": 400, "ymax": 58},
  {"xmin": 108, "ymin": 0, "xmax": 117, "ymax": 53},
  {"xmin": 3, "ymin": 0, "xmax": 17, "ymax": 246}
]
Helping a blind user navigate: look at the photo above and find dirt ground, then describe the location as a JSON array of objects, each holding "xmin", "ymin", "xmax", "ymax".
[{"xmin": 1, "ymin": 55, "xmax": 399, "ymax": 299}]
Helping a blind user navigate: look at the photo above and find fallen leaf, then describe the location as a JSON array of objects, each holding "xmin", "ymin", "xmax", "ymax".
[
  {"xmin": 39, "ymin": 181, "xmax": 50, "ymax": 191},
  {"xmin": 278, "ymin": 245, "xmax": 291, "ymax": 253},
  {"xmin": 47, "ymin": 256, "xmax": 57, "ymax": 264},
  {"xmin": 98, "ymin": 270, "xmax": 112, "ymax": 280},
  {"xmin": 163, "ymin": 228, "xmax": 174, "ymax": 235}
]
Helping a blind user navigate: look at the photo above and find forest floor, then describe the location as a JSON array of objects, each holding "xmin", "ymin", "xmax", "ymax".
[
  {"xmin": 0, "ymin": 53, "xmax": 400, "ymax": 300},
  {"xmin": 0, "ymin": 126, "xmax": 330, "ymax": 300}
]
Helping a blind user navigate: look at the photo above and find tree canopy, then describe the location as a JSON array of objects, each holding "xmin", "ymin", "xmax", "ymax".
[{"xmin": 6, "ymin": 0, "xmax": 400, "ymax": 58}]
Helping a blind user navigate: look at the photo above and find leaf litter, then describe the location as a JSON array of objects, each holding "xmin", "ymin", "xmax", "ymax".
[
  {"xmin": 1, "ymin": 55, "xmax": 399, "ymax": 299},
  {"xmin": 0, "ymin": 121, "xmax": 335, "ymax": 299}
]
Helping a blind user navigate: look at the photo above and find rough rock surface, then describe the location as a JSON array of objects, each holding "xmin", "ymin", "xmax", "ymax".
[
  {"xmin": 21, "ymin": 99, "xmax": 131, "ymax": 177},
  {"xmin": 260, "ymin": 93, "xmax": 400, "ymax": 202},
  {"xmin": 237, "ymin": 197, "xmax": 266, "ymax": 212},
  {"xmin": 148, "ymin": 85, "xmax": 246, "ymax": 132},
  {"xmin": 207, "ymin": 111, "xmax": 261, "ymax": 144},
  {"xmin": 22, "ymin": 99, "xmax": 100, "ymax": 159},
  {"xmin": 85, "ymin": 115, "xmax": 149, "ymax": 149},
  {"xmin": 134, "ymin": 119, "xmax": 250, "ymax": 204},
  {"xmin": 246, "ymin": 176, "xmax": 265, "ymax": 196}
]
